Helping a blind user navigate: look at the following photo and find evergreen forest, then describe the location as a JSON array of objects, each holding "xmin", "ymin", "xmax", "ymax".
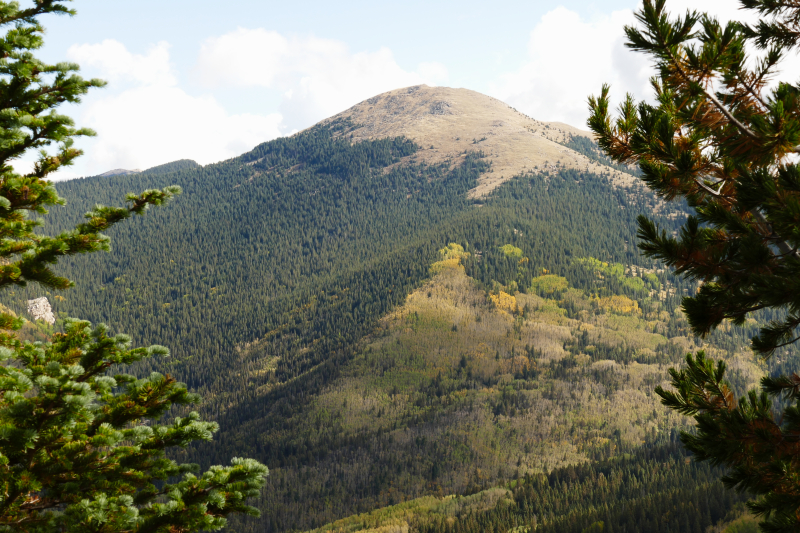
[{"xmin": 6, "ymin": 120, "xmax": 790, "ymax": 532}]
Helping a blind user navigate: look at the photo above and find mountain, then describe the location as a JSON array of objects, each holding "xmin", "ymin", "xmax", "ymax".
[
  {"xmin": 93, "ymin": 159, "xmax": 199, "ymax": 178},
  {"xmin": 5, "ymin": 86, "xmax": 786, "ymax": 532},
  {"xmin": 141, "ymin": 158, "xmax": 199, "ymax": 174},
  {"xmin": 96, "ymin": 168, "xmax": 141, "ymax": 177},
  {"xmin": 322, "ymin": 85, "xmax": 637, "ymax": 196}
]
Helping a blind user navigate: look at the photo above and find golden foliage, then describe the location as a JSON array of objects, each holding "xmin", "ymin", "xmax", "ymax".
[
  {"xmin": 438, "ymin": 243, "xmax": 469, "ymax": 261},
  {"xmin": 431, "ymin": 243, "xmax": 470, "ymax": 274},
  {"xmin": 429, "ymin": 257, "xmax": 462, "ymax": 275},
  {"xmin": 595, "ymin": 294, "xmax": 640, "ymax": 314},
  {"xmin": 490, "ymin": 291, "xmax": 518, "ymax": 314}
]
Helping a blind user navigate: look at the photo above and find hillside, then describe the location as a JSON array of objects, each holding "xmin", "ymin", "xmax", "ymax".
[
  {"xmin": 324, "ymin": 85, "xmax": 637, "ymax": 196},
  {"xmin": 231, "ymin": 254, "xmax": 768, "ymax": 532},
  {"xmin": 1, "ymin": 86, "xmax": 788, "ymax": 532}
]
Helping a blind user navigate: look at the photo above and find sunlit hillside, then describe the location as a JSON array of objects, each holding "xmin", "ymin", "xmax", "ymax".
[
  {"xmin": 4, "ymin": 86, "xmax": 787, "ymax": 533},
  {"xmin": 239, "ymin": 251, "xmax": 765, "ymax": 532}
]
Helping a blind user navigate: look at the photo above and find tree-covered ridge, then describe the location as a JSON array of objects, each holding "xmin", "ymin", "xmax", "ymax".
[
  {"xmin": 10, "ymin": 120, "xmax": 678, "ymax": 396},
  {"xmin": 3, "ymin": 117, "xmax": 740, "ymax": 532},
  {"xmin": 558, "ymin": 134, "xmax": 640, "ymax": 178},
  {"xmin": 138, "ymin": 159, "xmax": 200, "ymax": 175},
  {"xmin": 311, "ymin": 439, "xmax": 747, "ymax": 533},
  {"xmin": 220, "ymin": 254, "xmax": 785, "ymax": 532}
]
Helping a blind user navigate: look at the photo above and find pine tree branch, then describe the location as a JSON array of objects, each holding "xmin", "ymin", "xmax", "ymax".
[
  {"xmin": 653, "ymin": 16, "xmax": 760, "ymax": 142},
  {"xmin": 770, "ymin": 334, "xmax": 800, "ymax": 349},
  {"xmin": 698, "ymin": 80, "xmax": 759, "ymax": 139},
  {"xmin": 740, "ymin": 78, "xmax": 769, "ymax": 111},
  {"xmin": 749, "ymin": 208, "xmax": 798, "ymax": 257},
  {"xmin": 694, "ymin": 177, "xmax": 725, "ymax": 197},
  {"xmin": 694, "ymin": 175, "xmax": 799, "ymax": 258}
]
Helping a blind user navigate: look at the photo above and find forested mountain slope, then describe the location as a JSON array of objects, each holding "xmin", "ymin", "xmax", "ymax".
[
  {"xmin": 310, "ymin": 439, "xmax": 748, "ymax": 533},
  {"xmin": 283, "ymin": 253, "xmax": 776, "ymax": 533},
  {"xmin": 3, "ymin": 87, "xmax": 787, "ymax": 532},
  {"xmin": 243, "ymin": 256, "xmax": 765, "ymax": 532}
]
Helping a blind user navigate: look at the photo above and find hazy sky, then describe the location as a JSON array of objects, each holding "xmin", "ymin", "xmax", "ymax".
[{"xmin": 21, "ymin": 0, "xmax": 792, "ymax": 178}]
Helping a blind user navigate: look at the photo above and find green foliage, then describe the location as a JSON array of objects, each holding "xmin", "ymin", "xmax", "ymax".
[
  {"xmin": 589, "ymin": 0, "xmax": 800, "ymax": 530},
  {"xmin": 643, "ymin": 272, "xmax": 660, "ymax": 289},
  {"xmin": 498, "ymin": 244, "xmax": 523, "ymax": 258},
  {"xmin": 530, "ymin": 274, "xmax": 568, "ymax": 295},
  {"xmin": 575, "ymin": 257, "xmax": 649, "ymax": 295},
  {"xmin": 723, "ymin": 514, "xmax": 760, "ymax": 533},
  {"xmin": 0, "ymin": 3, "xmax": 268, "ymax": 531},
  {"xmin": 0, "ymin": 319, "xmax": 268, "ymax": 533},
  {"xmin": 656, "ymin": 352, "xmax": 800, "ymax": 533}
]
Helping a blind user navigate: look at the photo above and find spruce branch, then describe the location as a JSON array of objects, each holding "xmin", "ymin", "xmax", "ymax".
[{"xmin": 593, "ymin": 1, "xmax": 800, "ymax": 528}]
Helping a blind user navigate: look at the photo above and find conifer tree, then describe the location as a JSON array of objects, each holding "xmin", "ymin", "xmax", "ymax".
[
  {"xmin": 588, "ymin": 1, "xmax": 800, "ymax": 530},
  {"xmin": 0, "ymin": 2, "xmax": 267, "ymax": 532}
]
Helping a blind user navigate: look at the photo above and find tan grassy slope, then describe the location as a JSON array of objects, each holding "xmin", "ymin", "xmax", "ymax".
[
  {"xmin": 322, "ymin": 85, "xmax": 636, "ymax": 197},
  {"xmin": 293, "ymin": 258, "xmax": 762, "ymax": 533}
]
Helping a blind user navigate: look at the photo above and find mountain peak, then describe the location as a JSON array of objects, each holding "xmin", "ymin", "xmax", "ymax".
[
  {"xmin": 325, "ymin": 85, "xmax": 635, "ymax": 196},
  {"xmin": 97, "ymin": 168, "xmax": 142, "ymax": 177}
]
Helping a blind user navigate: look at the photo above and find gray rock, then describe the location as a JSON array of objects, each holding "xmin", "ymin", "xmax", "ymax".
[{"xmin": 27, "ymin": 297, "xmax": 55, "ymax": 325}]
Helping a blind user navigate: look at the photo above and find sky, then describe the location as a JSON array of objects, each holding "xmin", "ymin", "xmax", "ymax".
[{"xmin": 17, "ymin": 0, "xmax": 794, "ymax": 179}]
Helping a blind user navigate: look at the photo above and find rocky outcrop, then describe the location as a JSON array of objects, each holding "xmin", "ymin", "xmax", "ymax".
[{"xmin": 27, "ymin": 297, "xmax": 55, "ymax": 325}]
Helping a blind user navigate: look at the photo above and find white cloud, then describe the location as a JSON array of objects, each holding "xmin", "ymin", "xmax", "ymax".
[
  {"xmin": 195, "ymin": 28, "xmax": 442, "ymax": 132},
  {"xmin": 667, "ymin": 0, "xmax": 800, "ymax": 82},
  {"xmin": 42, "ymin": 32, "xmax": 444, "ymax": 177},
  {"xmin": 491, "ymin": 3, "xmax": 800, "ymax": 131},
  {"xmin": 490, "ymin": 7, "xmax": 651, "ymax": 129},
  {"xmin": 68, "ymin": 40, "xmax": 176, "ymax": 87},
  {"xmin": 79, "ymin": 85, "xmax": 282, "ymax": 173},
  {"xmin": 57, "ymin": 39, "xmax": 282, "ymax": 177},
  {"xmin": 9, "ymin": 159, "xmax": 35, "ymax": 177}
]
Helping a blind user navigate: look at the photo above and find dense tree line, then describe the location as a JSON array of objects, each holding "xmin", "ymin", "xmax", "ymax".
[
  {"xmin": 417, "ymin": 437, "xmax": 747, "ymax": 533},
  {"xmin": 4, "ymin": 121, "xmax": 757, "ymax": 532},
  {"xmin": 13, "ymin": 120, "xmax": 684, "ymax": 401}
]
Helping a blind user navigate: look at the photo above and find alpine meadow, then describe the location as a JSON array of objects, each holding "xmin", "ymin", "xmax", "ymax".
[{"xmin": 1, "ymin": 1, "xmax": 800, "ymax": 533}]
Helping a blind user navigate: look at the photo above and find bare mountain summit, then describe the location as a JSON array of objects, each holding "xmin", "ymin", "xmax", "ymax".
[
  {"xmin": 324, "ymin": 85, "xmax": 635, "ymax": 197},
  {"xmin": 97, "ymin": 168, "xmax": 142, "ymax": 177}
]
